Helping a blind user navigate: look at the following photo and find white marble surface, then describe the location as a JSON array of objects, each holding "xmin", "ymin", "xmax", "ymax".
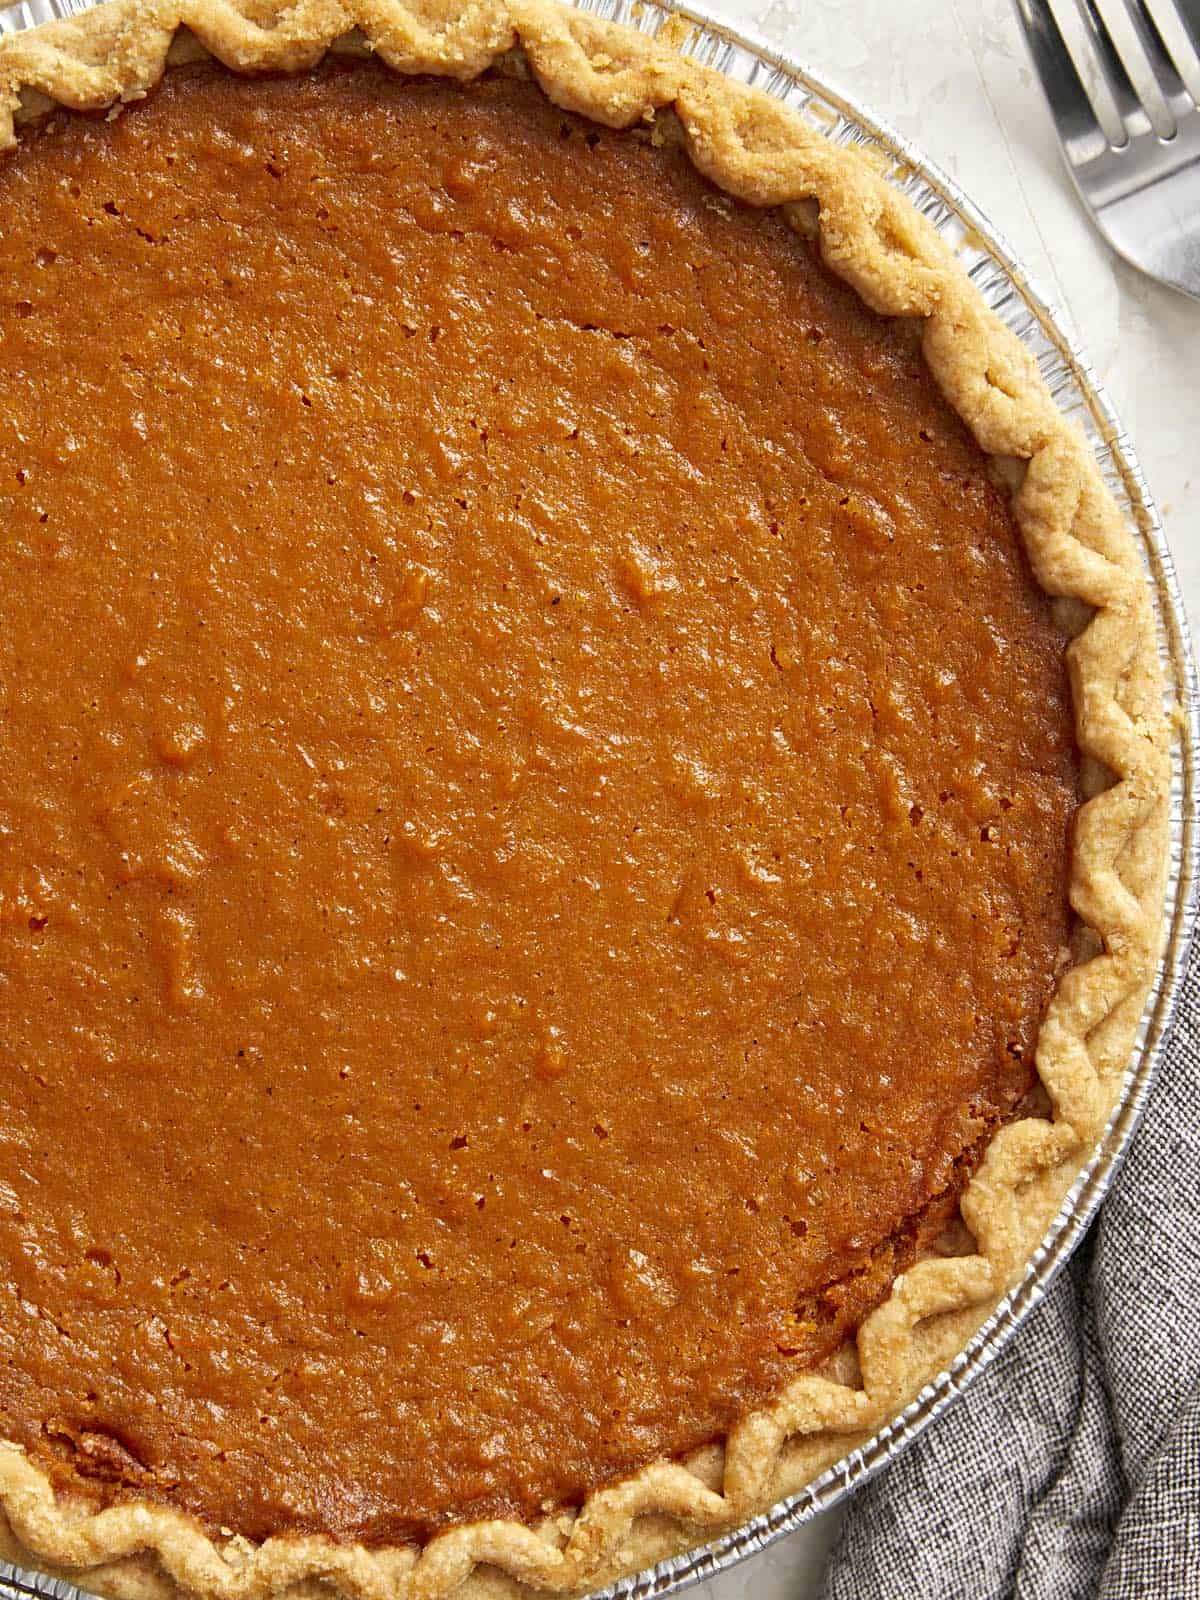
[{"xmin": 684, "ymin": 1, "xmax": 1199, "ymax": 1596}]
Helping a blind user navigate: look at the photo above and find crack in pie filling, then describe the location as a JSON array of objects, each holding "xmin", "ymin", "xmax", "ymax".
[{"xmin": 0, "ymin": 4, "xmax": 1169, "ymax": 1597}]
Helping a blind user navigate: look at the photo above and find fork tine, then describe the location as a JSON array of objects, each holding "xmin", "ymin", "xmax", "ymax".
[
  {"xmin": 1155, "ymin": 0, "xmax": 1200, "ymax": 46},
  {"xmin": 1094, "ymin": 0, "xmax": 1184, "ymax": 134},
  {"xmin": 1014, "ymin": 0, "xmax": 1112, "ymax": 154},
  {"xmin": 1016, "ymin": 0, "xmax": 1200, "ymax": 296},
  {"xmin": 1138, "ymin": 0, "xmax": 1200, "ymax": 101},
  {"xmin": 1073, "ymin": 0, "xmax": 1152, "ymax": 138}
]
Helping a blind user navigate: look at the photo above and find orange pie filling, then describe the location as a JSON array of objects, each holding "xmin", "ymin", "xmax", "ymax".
[{"xmin": 0, "ymin": 64, "xmax": 1076, "ymax": 1544}]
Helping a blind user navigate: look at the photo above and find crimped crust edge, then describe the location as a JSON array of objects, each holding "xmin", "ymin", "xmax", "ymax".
[{"xmin": 0, "ymin": 3, "xmax": 1172, "ymax": 1597}]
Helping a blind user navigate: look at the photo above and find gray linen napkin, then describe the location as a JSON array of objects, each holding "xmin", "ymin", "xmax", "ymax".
[{"xmin": 821, "ymin": 954, "xmax": 1200, "ymax": 1600}]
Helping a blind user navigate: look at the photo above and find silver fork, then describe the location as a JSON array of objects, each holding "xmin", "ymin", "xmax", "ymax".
[{"xmin": 1014, "ymin": 0, "xmax": 1200, "ymax": 298}]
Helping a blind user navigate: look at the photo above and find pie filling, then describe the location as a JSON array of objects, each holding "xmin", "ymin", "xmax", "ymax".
[{"xmin": 0, "ymin": 62, "xmax": 1076, "ymax": 1544}]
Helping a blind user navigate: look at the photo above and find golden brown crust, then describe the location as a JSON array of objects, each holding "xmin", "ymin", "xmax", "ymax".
[{"xmin": 0, "ymin": 2, "xmax": 1171, "ymax": 1597}]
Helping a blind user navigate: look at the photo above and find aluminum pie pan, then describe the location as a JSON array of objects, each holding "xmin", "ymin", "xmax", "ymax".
[{"xmin": 0, "ymin": 1, "xmax": 1195, "ymax": 1598}]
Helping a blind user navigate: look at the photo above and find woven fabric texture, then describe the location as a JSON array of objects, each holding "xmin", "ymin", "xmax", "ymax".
[{"xmin": 822, "ymin": 952, "xmax": 1200, "ymax": 1599}]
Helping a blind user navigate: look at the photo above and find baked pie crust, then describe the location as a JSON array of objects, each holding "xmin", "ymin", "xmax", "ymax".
[{"xmin": 0, "ymin": 2, "xmax": 1171, "ymax": 1597}]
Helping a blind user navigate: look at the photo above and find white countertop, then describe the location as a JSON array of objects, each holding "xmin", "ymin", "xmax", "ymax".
[
  {"xmin": 0, "ymin": 2, "xmax": 1186, "ymax": 1595},
  {"xmin": 686, "ymin": 1, "xmax": 1199, "ymax": 1595}
]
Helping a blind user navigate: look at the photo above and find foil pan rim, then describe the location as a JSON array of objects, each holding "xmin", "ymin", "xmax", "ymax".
[
  {"xmin": 0, "ymin": 3, "xmax": 1196, "ymax": 1599},
  {"xmin": 585, "ymin": 4, "xmax": 1200, "ymax": 1595}
]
